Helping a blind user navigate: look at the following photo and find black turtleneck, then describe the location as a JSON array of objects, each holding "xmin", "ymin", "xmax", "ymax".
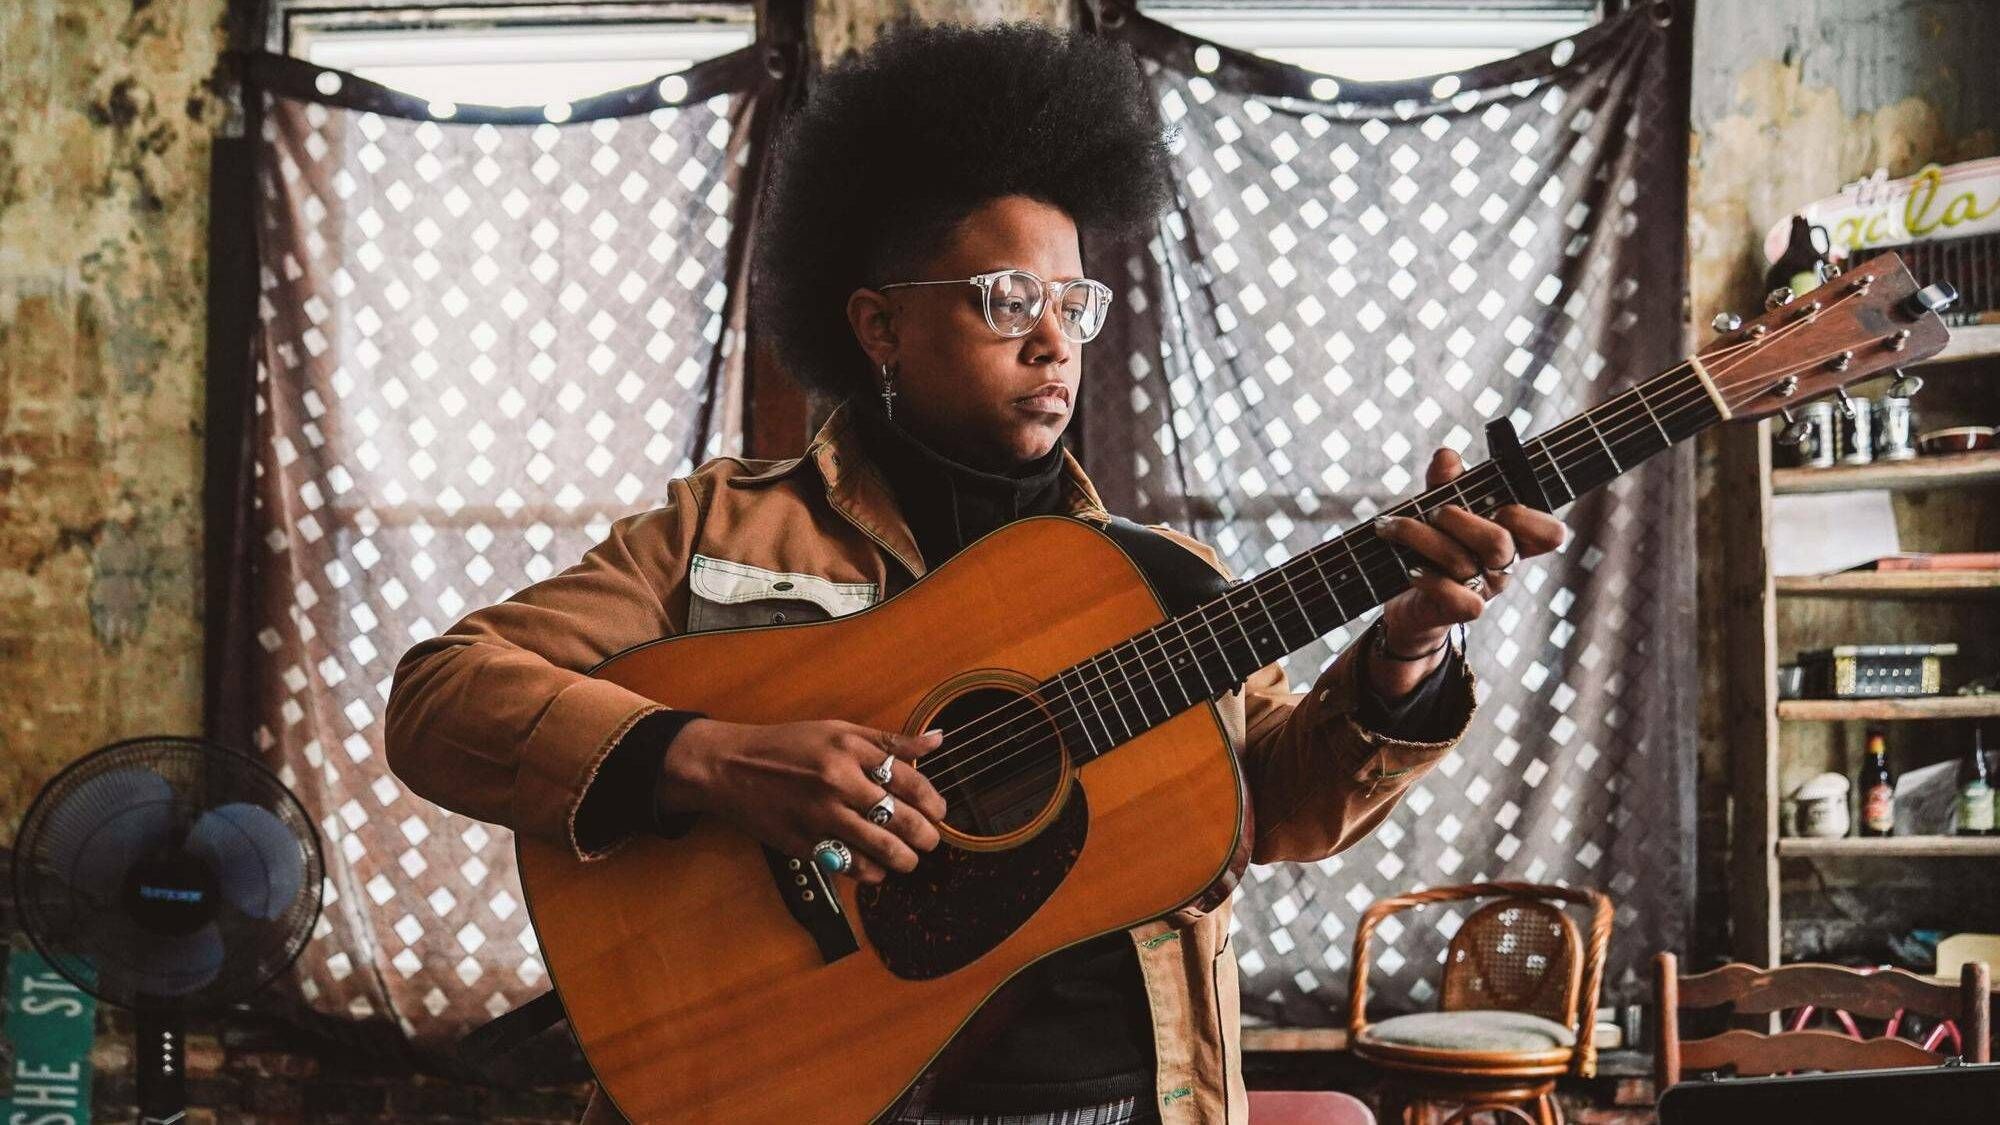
[{"xmin": 851, "ymin": 406, "xmax": 1072, "ymax": 566}]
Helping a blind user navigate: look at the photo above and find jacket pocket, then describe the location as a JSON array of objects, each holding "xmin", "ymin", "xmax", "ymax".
[{"xmin": 685, "ymin": 555, "xmax": 879, "ymax": 633}]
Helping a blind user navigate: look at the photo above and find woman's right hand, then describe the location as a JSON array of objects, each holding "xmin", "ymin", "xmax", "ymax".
[{"xmin": 654, "ymin": 718, "xmax": 948, "ymax": 884}]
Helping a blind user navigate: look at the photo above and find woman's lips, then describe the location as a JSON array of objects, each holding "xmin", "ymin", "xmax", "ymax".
[{"xmin": 1014, "ymin": 384, "xmax": 1071, "ymax": 415}]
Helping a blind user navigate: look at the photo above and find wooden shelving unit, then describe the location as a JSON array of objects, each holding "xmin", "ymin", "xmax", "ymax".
[
  {"xmin": 1778, "ymin": 835, "xmax": 2000, "ymax": 858},
  {"xmin": 1721, "ymin": 321, "xmax": 2000, "ymax": 967}
]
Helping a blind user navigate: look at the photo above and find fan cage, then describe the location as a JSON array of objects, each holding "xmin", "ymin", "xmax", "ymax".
[{"xmin": 11, "ymin": 735, "xmax": 325, "ymax": 1013}]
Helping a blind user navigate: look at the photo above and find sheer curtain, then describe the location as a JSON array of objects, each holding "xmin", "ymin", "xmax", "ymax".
[
  {"xmin": 226, "ymin": 44, "xmax": 793, "ymax": 1043},
  {"xmin": 1084, "ymin": 2, "xmax": 1694, "ymax": 1021}
]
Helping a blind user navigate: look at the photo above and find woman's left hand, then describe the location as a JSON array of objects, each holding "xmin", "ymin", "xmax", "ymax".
[{"xmin": 1366, "ymin": 447, "xmax": 1569, "ymax": 696}]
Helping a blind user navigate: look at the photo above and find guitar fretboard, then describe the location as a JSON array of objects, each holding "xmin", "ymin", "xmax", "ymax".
[{"xmin": 1044, "ymin": 361, "xmax": 1718, "ymax": 762}]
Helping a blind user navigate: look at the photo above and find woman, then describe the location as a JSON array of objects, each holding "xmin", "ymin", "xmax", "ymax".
[{"xmin": 386, "ymin": 22, "xmax": 1566, "ymax": 1125}]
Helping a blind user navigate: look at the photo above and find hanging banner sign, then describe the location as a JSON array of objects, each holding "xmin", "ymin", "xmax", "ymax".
[
  {"xmin": 1, "ymin": 949, "xmax": 95, "ymax": 1125},
  {"xmin": 1764, "ymin": 156, "xmax": 2000, "ymax": 263}
]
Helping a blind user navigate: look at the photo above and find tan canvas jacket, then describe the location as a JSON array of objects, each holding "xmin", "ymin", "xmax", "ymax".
[{"xmin": 386, "ymin": 404, "xmax": 1476, "ymax": 1124}]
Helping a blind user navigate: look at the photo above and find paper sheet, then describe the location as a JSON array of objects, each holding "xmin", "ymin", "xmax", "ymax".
[{"xmin": 1770, "ymin": 490, "xmax": 1902, "ymax": 577}]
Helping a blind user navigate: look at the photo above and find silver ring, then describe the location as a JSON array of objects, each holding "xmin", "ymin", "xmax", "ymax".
[
  {"xmin": 866, "ymin": 793, "xmax": 896, "ymax": 826},
  {"xmin": 1407, "ymin": 565, "xmax": 1427, "ymax": 581},
  {"xmin": 1463, "ymin": 575, "xmax": 1487, "ymax": 595},
  {"xmin": 811, "ymin": 838, "xmax": 853, "ymax": 876},
  {"xmin": 870, "ymin": 754, "xmax": 895, "ymax": 786}
]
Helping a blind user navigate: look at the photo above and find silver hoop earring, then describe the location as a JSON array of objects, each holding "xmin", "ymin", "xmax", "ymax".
[{"xmin": 879, "ymin": 362, "xmax": 898, "ymax": 420}]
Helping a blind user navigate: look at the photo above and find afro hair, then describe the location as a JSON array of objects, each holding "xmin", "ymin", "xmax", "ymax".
[{"xmin": 751, "ymin": 21, "xmax": 1174, "ymax": 400}]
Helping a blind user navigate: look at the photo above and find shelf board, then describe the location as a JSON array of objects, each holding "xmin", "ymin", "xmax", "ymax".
[
  {"xmin": 1914, "ymin": 322, "xmax": 2000, "ymax": 367},
  {"xmin": 1779, "ymin": 695, "xmax": 2000, "ymax": 721},
  {"xmin": 1778, "ymin": 835, "xmax": 2000, "ymax": 858},
  {"xmin": 1772, "ymin": 451, "xmax": 2000, "ymax": 494},
  {"xmin": 1776, "ymin": 571, "xmax": 2000, "ymax": 597}
]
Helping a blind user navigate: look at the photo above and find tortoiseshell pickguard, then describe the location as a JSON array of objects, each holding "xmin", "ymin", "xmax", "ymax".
[{"xmin": 856, "ymin": 786, "xmax": 1088, "ymax": 981}]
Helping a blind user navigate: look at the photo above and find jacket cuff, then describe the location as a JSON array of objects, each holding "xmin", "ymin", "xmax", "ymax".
[
  {"xmin": 1304, "ymin": 630, "xmax": 1477, "ymax": 778},
  {"xmin": 1353, "ymin": 623, "xmax": 1468, "ymax": 743},
  {"xmin": 512, "ymin": 675, "xmax": 669, "ymax": 861},
  {"xmin": 572, "ymin": 709, "xmax": 707, "ymax": 854}
]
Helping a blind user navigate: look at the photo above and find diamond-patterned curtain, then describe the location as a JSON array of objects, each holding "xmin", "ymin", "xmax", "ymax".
[
  {"xmin": 231, "ymin": 49, "xmax": 785, "ymax": 1044},
  {"xmin": 1083, "ymin": 6, "xmax": 1694, "ymax": 1023}
]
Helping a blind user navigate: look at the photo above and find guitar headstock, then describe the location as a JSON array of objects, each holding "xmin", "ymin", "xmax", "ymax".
[{"xmin": 1701, "ymin": 252, "xmax": 1956, "ymax": 425}]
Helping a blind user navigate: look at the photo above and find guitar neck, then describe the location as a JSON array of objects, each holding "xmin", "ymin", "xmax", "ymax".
[{"xmin": 1047, "ymin": 360, "xmax": 1722, "ymax": 761}]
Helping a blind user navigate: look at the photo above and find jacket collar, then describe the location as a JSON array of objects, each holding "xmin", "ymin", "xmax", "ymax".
[{"xmin": 730, "ymin": 402, "xmax": 1109, "ymax": 579}]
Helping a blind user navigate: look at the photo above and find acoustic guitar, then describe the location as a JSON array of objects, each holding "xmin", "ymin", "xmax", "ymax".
[{"xmin": 516, "ymin": 255, "xmax": 1954, "ymax": 1122}]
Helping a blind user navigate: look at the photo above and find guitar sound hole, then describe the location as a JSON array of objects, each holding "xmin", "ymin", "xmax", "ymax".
[{"xmin": 930, "ymin": 687, "xmax": 1066, "ymax": 839}]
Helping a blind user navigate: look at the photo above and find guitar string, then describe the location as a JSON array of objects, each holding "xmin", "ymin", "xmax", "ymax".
[
  {"xmin": 919, "ymin": 289, "xmax": 1874, "ymax": 796},
  {"xmin": 914, "ymin": 287, "xmax": 1881, "ymax": 796},
  {"xmin": 925, "ymin": 326, "xmax": 1893, "ymax": 806},
  {"xmin": 921, "ymin": 292, "xmax": 1875, "ymax": 797}
]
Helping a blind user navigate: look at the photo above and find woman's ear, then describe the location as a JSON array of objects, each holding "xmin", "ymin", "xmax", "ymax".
[{"xmin": 845, "ymin": 288, "xmax": 898, "ymax": 367}]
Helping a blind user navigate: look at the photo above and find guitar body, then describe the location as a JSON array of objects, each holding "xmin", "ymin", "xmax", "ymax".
[{"xmin": 516, "ymin": 518, "xmax": 1248, "ymax": 1124}]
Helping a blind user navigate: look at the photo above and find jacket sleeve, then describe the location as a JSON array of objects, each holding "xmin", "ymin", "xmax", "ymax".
[
  {"xmin": 1237, "ymin": 629, "xmax": 1476, "ymax": 864},
  {"xmin": 1147, "ymin": 527, "xmax": 1477, "ymax": 866},
  {"xmin": 384, "ymin": 475, "xmax": 704, "ymax": 861}
]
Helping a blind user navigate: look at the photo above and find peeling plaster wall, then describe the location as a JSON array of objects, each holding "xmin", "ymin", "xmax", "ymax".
[
  {"xmin": 0, "ymin": 0, "xmax": 228, "ymax": 842},
  {"xmin": 1688, "ymin": 0, "xmax": 2000, "ymax": 960}
]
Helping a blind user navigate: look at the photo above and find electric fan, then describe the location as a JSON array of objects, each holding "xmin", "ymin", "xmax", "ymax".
[{"xmin": 11, "ymin": 736, "xmax": 324, "ymax": 1124}]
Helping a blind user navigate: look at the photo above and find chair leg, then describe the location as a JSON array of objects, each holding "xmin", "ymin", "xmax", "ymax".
[{"xmin": 1536, "ymin": 1093, "xmax": 1563, "ymax": 1125}]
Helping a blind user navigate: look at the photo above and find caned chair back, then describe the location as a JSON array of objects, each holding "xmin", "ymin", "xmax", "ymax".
[
  {"xmin": 1349, "ymin": 881, "xmax": 1613, "ymax": 1077},
  {"xmin": 1652, "ymin": 953, "xmax": 1993, "ymax": 1089},
  {"xmin": 1440, "ymin": 898, "xmax": 1581, "ymax": 1027}
]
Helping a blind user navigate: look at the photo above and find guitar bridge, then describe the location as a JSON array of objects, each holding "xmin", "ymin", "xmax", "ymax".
[{"xmin": 762, "ymin": 846, "xmax": 858, "ymax": 964}]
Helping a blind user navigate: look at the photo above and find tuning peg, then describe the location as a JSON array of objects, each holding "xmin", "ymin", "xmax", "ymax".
[
  {"xmin": 1766, "ymin": 286, "xmax": 1795, "ymax": 310},
  {"xmin": 1889, "ymin": 369, "xmax": 1925, "ymax": 398},
  {"xmin": 1902, "ymin": 281, "xmax": 1959, "ymax": 318},
  {"xmin": 1776, "ymin": 407, "xmax": 1811, "ymax": 448},
  {"xmin": 1834, "ymin": 388, "xmax": 1857, "ymax": 419},
  {"xmin": 1712, "ymin": 312, "xmax": 1742, "ymax": 333},
  {"xmin": 1768, "ymin": 375, "xmax": 1799, "ymax": 398}
]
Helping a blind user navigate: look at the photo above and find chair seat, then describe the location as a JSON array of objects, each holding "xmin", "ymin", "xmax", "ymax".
[{"xmin": 1359, "ymin": 1010, "xmax": 1577, "ymax": 1053}]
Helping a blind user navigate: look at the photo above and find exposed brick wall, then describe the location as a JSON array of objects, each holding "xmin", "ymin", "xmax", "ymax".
[{"xmin": 0, "ymin": 0, "xmax": 224, "ymax": 842}]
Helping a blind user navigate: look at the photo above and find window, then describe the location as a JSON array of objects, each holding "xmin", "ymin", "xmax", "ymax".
[
  {"xmin": 1144, "ymin": 1, "xmax": 1595, "ymax": 80},
  {"xmin": 276, "ymin": 3, "xmax": 754, "ymax": 105}
]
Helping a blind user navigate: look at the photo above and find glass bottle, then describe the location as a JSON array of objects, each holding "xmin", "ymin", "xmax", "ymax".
[
  {"xmin": 1765, "ymin": 215, "xmax": 1833, "ymax": 297},
  {"xmin": 1859, "ymin": 729, "xmax": 1896, "ymax": 837},
  {"xmin": 1958, "ymin": 727, "xmax": 1995, "ymax": 836}
]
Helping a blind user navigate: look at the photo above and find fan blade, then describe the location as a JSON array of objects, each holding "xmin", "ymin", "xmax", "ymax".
[
  {"xmin": 42, "ymin": 767, "xmax": 175, "ymax": 901},
  {"xmin": 130, "ymin": 922, "xmax": 224, "ymax": 998},
  {"xmin": 185, "ymin": 803, "xmax": 305, "ymax": 921}
]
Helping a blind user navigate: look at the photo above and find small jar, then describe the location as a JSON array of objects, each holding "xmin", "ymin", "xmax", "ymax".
[{"xmin": 1789, "ymin": 772, "xmax": 1852, "ymax": 838}]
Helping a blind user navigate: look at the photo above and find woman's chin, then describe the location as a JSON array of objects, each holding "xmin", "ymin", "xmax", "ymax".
[{"xmin": 998, "ymin": 415, "xmax": 1067, "ymax": 464}]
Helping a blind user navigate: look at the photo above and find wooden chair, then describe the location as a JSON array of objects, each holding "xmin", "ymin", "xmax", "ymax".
[
  {"xmin": 1652, "ymin": 954, "xmax": 1991, "ymax": 1091},
  {"xmin": 1348, "ymin": 882, "xmax": 1613, "ymax": 1125}
]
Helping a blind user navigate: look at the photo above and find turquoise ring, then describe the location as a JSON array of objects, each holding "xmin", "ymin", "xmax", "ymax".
[{"xmin": 811, "ymin": 838, "xmax": 853, "ymax": 876}]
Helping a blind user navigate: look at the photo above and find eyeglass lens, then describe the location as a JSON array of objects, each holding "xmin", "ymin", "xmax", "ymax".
[{"xmin": 986, "ymin": 270, "xmax": 1108, "ymax": 342}]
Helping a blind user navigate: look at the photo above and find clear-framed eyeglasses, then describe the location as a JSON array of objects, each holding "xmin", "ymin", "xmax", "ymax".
[{"xmin": 876, "ymin": 269, "xmax": 1115, "ymax": 344}]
